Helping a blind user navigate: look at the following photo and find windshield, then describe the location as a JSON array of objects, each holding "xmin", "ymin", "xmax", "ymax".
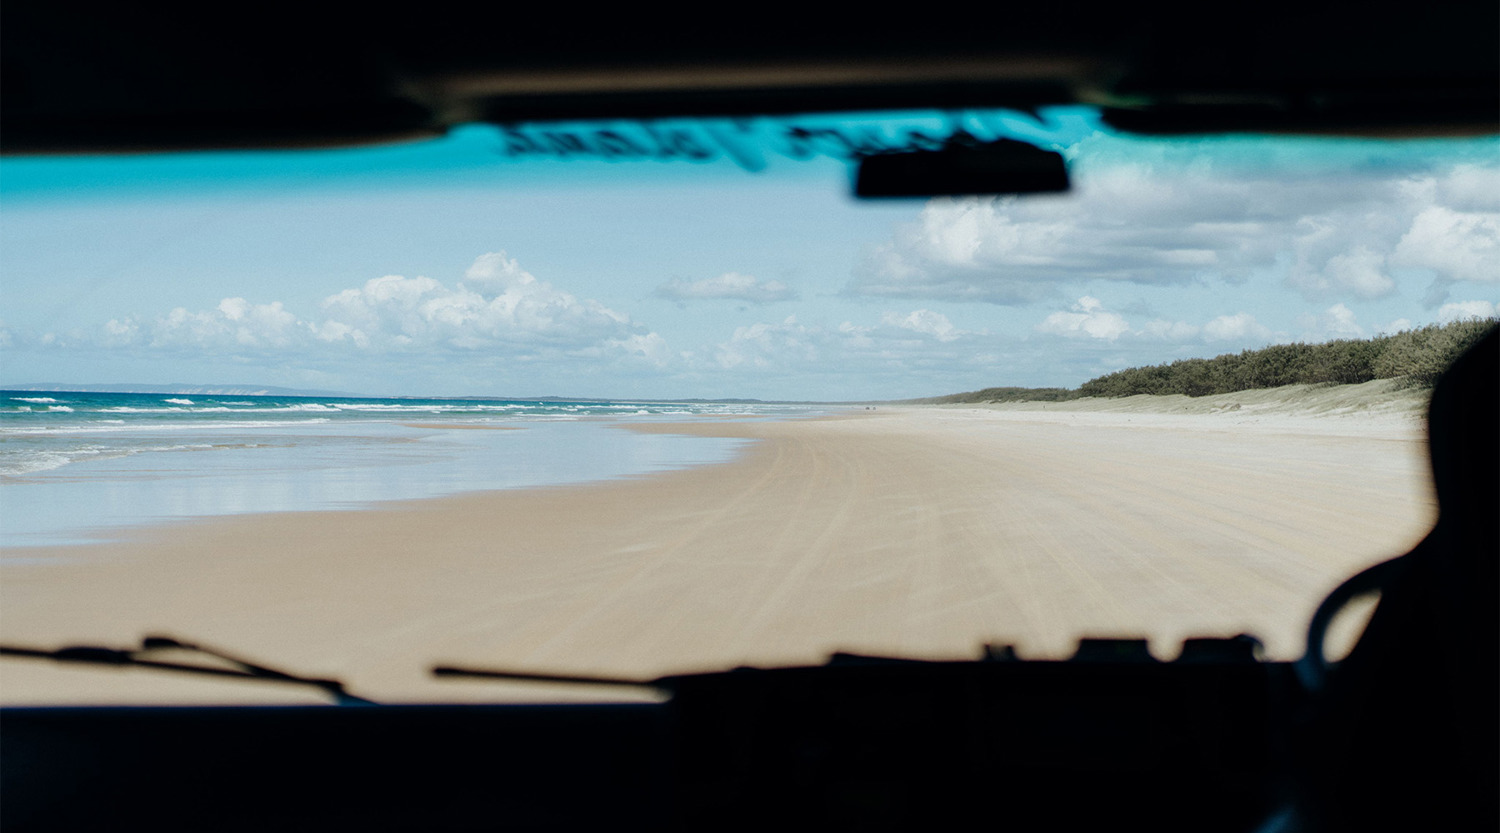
[{"xmin": 2, "ymin": 109, "xmax": 1494, "ymax": 704}]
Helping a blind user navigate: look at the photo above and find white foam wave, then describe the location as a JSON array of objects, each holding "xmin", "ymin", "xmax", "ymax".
[
  {"xmin": 101, "ymin": 403, "xmax": 342, "ymax": 414},
  {"xmin": 101, "ymin": 405, "xmax": 250, "ymax": 414},
  {"xmin": 333, "ymin": 403, "xmax": 443, "ymax": 411},
  {"xmin": 1, "ymin": 418, "xmax": 334, "ymax": 436},
  {"xmin": 0, "ymin": 444, "xmax": 110, "ymax": 476},
  {"xmin": 1, "ymin": 451, "xmax": 84, "ymax": 476},
  {"xmin": 0, "ymin": 442, "xmax": 217, "ymax": 476},
  {"xmin": 164, "ymin": 398, "xmax": 194, "ymax": 405},
  {"xmin": 15, "ymin": 397, "xmax": 59, "ymax": 404},
  {"xmin": 327, "ymin": 402, "xmax": 526, "ymax": 413},
  {"xmin": 46, "ymin": 405, "xmax": 75, "ymax": 412}
]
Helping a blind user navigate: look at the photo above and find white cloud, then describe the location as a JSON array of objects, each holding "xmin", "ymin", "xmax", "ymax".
[
  {"xmin": 709, "ymin": 309, "xmax": 980, "ymax": 375},
  {"xmin": 882, "ymin": 309, "xmax": 964, "ymax": 341},
  {"xmin": 1297, "ymin": 303, "xmax": 1364, "ymax": 340},
  {"xmin": 715, "ymin": 316, "xmax": 818, "ymax": 369},
  {"xmin": 1433, "ymin": 163, "xmax": 1500, "ymax": 213},
  {"xmin": 1305, "ymin": 246, "xmax": 1394, "ymax": 299},
  {"xmin": 1139, "ymin": 319, "xmax": 1201, "ymax": 340},
  {"xmin": 847, "ymin": 135, "xmax": 1500, "ymax": 307},
  {"xmin": 101, "ymin": 318, "xmax": 140, "ymax": 346},
  {"xmin": 1391, "ymin": 206, "xmax": 1500, "ymax": 286},
  {"xmin": 1322, "ymin": 303, "xmax": 1363, "ymax": 337},
  {"xmin": 1201, "ymin": 312, "xmax": 1272, "ymax": 342},
  {"xmin": 318, "ymin": 252, "xmax": 634, "ymax": 350},
  {"xmin": 1436, "ymin": 300, "xmax": 1498, "ymax": 322},
  {"xmin": 1284, "ymin": 211, "xmax": 1406, "ymax": 301},
  {"xmin": 119, "ymin": 298, "xmax": 310, "ymax": 351},
  {"xmin": 84, "ymin": 252, "xmax": 657, "ymax": 361},
  {"xmin": 596, "ymin": 332, "xmax": 675, "ymax": 367},
  {"xmin": 1035, "ymin": 296, "xmax": 1130, "ymax": 340},
  {"xmin": 1036, "ymin": 296, "xmax": 1272, "ymax": 345},
  {"xmin": 655, "ymin": 272, "xmax": 797, "ymax": 303}
]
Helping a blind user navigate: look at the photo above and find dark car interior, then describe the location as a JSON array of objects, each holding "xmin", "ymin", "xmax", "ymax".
[{"xmin": 2, "ymin": 4, "xmax": 1496, "ymax": 830}]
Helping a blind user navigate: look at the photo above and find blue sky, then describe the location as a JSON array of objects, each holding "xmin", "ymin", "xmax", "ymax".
[{"xmin": 2, "ymin": 109, "xmax": 1496, "ymax": 400}]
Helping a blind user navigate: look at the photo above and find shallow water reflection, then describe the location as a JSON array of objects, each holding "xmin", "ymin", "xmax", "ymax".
[{"xmin": 1, "ymin": 420, "xmax": 753, "ymax": 548}]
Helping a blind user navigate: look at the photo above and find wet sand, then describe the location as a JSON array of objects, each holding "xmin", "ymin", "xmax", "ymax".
[{"xmin": 0, "ymin": 401, "xmax": 1435, "ymax": 705}]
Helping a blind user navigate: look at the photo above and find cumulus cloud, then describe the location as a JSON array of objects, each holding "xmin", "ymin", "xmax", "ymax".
[
  {"xmin": 848, "ymin": 135, "xmax": 1500, "ymax": 306},
  {"xmin": 882, "ymin": 309, "xmax": 965, "ymax": 341},
  {"xmin": 711, "ymin": 309, "xmax": 980, "ymax": 372},
  {"xmin": 1035, "ymin": 296, "xmax": 1130, "ymax": 340},
  {"xmin": 1290, "ymin": 245, "xmax": 1394, "ymax": 299},
  {"xmin": 1200, "ymin": 313, "xmax": 1272, "ymax": 342},
  {"xmin": 1320, "ymin": 303, "xmax": 1364, "ymax": 337},
  {"xmin": 655, "ymin": 272, "xmax": 797, "ymax": 304},
  {"xmin": 319, "ymin": 253, "xmax": 633, "ymax": 351},
  {"xmin": 1292, "ymin": 304, "xmax": 1368, "ymax": 341},
  {"xmin": 90, "ymin": 252, "xmax": 658, "ymax": 361},
  {"xmin": 1138, "ymin": 319, "xmax": 1202, "ymax": 340},
  {"xmin": 1035, "ymin": 296, "xmax": 1273, "ymax": 345},
  {"xmin": 585, "ymin": 332, "xmax": 674, "ymax": 367},
  {"xmin": 1431, "ymin": 163, "xmax": 1500, "ymax": 212},
  {"xmin": 1391, "ymin": 207, "xmax": 1500, "ymax": 287},
  {"xmin": 715, "ymin": 316, "xmax": 821, "ymax": 369},
  {"xmin": 104, "ymin": 298, "xmax": 310, "ymax": 351},
  {"xmin": 1436, "ymin": 299, "xmax": 1498, "ymax": 322}
]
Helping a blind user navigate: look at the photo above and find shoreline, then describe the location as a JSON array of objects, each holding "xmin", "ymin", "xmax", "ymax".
[
  {"xmin": 0, "ymin": 406, "xmax": 1434, "ymax": 706},
  {"xmin": 0, "ymin": 415, "xmax": 767, "ymax": 549}
]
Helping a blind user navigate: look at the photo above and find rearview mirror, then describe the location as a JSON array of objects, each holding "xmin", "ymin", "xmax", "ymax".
[{"xmin": 855, "ymin": 136, "xmax": 1069, "ymax": 198}]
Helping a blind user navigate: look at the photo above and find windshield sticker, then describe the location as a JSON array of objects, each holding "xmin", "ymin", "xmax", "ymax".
[{"xmin": 494, "ymin": 111, "xmax": 1077, "ymax": 172}]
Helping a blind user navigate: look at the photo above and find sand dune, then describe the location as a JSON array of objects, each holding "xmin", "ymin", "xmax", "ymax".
[
  {"xmin": 0, "ymin": 399, "xmax": 1434, "ymax": 705},
  {"xmin": 927, "ymin": 377, "xmax": 1430, "ymax": 428}
]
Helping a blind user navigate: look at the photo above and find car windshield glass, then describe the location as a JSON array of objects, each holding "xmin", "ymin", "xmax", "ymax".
[{"xmin": 2, "ymin": 109, "xmax": 1495, "ymax": 705}]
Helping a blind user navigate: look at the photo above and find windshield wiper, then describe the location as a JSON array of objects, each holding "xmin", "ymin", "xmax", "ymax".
[
  {"xmin": 432, "ymin": 664, "xmax": 666, "ymax": 690},
  {"xmin": 433, "ymin": 638, "xmax": 1267, "ymax": 693},
  {"xmin": 431, "ymin": 651, "xmax": 947, "ymax": 690},
  {"xmin": 0, "ymin": 635, "xmax": 375, "ymax": 705}
]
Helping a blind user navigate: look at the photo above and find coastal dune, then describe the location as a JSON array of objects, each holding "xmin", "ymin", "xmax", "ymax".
[{"xmin": 0, "ymin": 403, "xmax": 1434, "ymax": 705}]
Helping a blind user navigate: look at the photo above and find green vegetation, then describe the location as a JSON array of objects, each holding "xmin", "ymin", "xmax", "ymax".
[{"xmin": 911, "ymin": 317, "xmax": 1496, "ymax": 404}]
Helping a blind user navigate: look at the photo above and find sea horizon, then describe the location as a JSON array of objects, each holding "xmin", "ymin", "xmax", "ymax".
[{"xmin": 1, "ymin": 383, "xmax": 841, "ymax": 406}]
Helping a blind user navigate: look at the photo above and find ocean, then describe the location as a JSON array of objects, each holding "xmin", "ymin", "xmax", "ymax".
[{"xmin": 0, "ymin": 390, "xmax": 820, "ymax": 549}]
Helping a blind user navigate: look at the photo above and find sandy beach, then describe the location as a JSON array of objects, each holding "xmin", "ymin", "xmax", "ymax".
[{"xmin": 0, "ymin": 389, "xmax": 1436, "ymax": 706}]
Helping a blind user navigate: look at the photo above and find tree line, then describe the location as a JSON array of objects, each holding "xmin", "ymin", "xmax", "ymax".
[{"xmin": 912, "ymin": 317, "xmax": 1496, "ymax": 404}]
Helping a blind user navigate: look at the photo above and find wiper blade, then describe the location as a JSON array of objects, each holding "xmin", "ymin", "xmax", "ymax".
[
  {"xmin": 0, "ymin": 635, "xmax": 375, "ymax": 706},
  {"xmin": 432, "ymin": 664, "xmax": 666, "ymax": 691},
  {"xmin": 432, "ymin": 651, "xmax": 944, "ymax": 689}
]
